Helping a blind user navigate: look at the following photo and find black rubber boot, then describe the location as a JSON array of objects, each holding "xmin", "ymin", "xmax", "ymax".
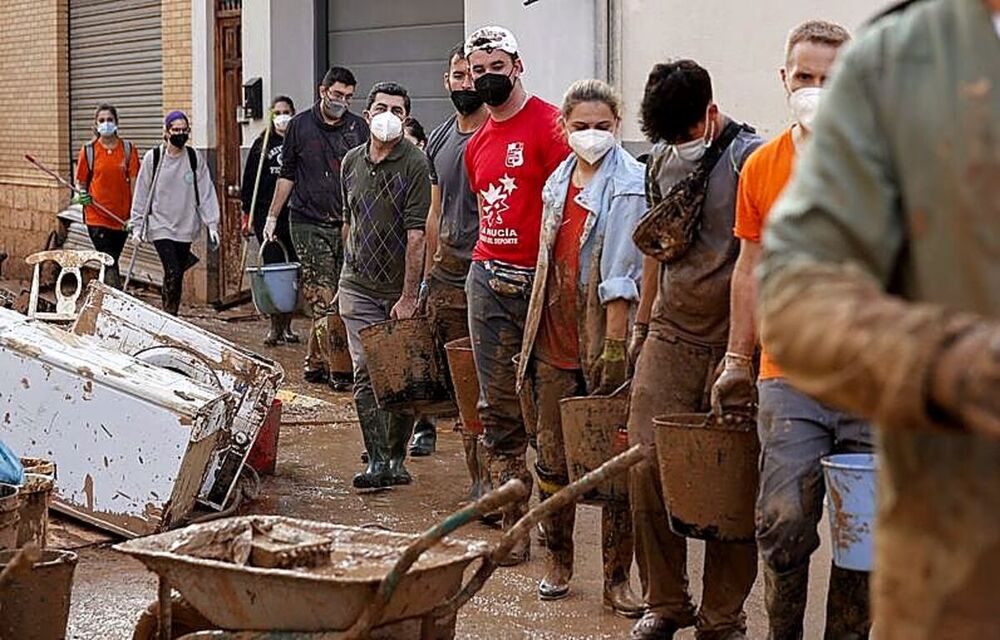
[
  {"xmin": 352, "ymin": 394, "xmax": 390, "ymax": 489},
  {"xmin": 764, "ymin": 564, "xmax": 810, "ymax": 640},
  {"xmin": 824, "ymin": 565, "xmax": 871, "ymax": 639},
  {"xmin": 386, "ymin": 412, "xmax": 414, "ymax": 486},
  {"xmin": 280, "ymin": 313, "xmax": 300, "ymax": 343},
  {"xmin": 408, "ymin": 416, "xmax": 437, "ymax": 457},
  {"xmin": 264, "ymin": 314, "xmax": 282, "ymax": 347}
]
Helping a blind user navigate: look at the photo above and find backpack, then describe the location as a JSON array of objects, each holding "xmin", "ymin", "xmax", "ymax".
[
  {"xmin": 84, "ymin": 140, "xmax": 134, "ymax": 187},
  {"xmin": 150, "ymin": 145, "xmax": 201, "ymax": 208}
]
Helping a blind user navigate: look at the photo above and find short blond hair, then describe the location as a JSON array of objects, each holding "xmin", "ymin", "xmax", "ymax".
[
  {"xmin": 561, "ymin": 79, "xmax": 623, "ymax": 120},
  {"xmin": 786, "ymin": 20, "xmax": 851, "ymax": 64}
]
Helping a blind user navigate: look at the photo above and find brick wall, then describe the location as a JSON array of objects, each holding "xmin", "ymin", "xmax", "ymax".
[
  {"xmin": 0, "ymin": 0, "xmax": 70, "ymax": 279},
  {"xmin": 162, "ymin": 0, "xmax": 193, "ymax": 117}
]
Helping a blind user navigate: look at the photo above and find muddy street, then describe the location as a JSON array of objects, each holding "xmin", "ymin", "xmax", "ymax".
[{"xmin": 57, "ymin": 310, "xmax": 836, "ymax": 639}]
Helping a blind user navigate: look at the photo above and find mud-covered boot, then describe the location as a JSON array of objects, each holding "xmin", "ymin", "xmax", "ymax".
[
  {"xmin": 538, "ymin": 486, "xmax": 575, "ymax": 601},
  {"xmin": 352, "ymin": 395, "xmax": 390, "ymax": 489},
  {"xmin": 764, "ymin": 564, "xmax": 810, "ymax": 640},
  {"xmin": 602, "ymin": 501, "xmax": 644, "ymax": 618},
  {"xmin": 264, "ymin": 314, "xmax": 283, "ymax": 347},
  {"xmin": 825, "ymin": 565, "xmax": 871, "ymax": 639},
  {"xmin": 408, "ymin": 416, "xmax": 437, "ymax": 457},
  {"xmin": 488, "ymin": 452, "xmax": 533, "ymax": 566},
  {"xmin": 476, "ymin": 439, "xmax": 501, "ymax": 524},
  {"xmin": 386, "ymin": 412, "xmax": 414, "ymax": 486},
  {"xmin": 461, "ymin": 432, "xmax": 482, "ymax": 501},
  {"xmin": 280, "ymin": 313, "xmax": 300, "ymax": 343}
]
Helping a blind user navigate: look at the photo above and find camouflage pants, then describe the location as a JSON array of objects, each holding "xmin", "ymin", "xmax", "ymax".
[{"xmin": 290, "ymin": 221, "xmax": 343, "ymax": 373}]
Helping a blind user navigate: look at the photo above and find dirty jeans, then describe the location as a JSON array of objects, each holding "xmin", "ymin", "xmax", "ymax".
[
  {"xmin": 338, "ymin": 286, "xmax": 409, "ymax": 461},
  {"xmin": 756, "ymin": 378, "xmax": 873, "ymax": 638},
  {"xmin": 152, "ymin": 239, "xmax": 192, "ymax": 316},
  {"xmin": 628, "ymin": 329, "xmax": 758, "ymax": 633},
  {"xmin": 290, "ymin": 220, "xmax": 343, "ymax": 374},
  {"xmin": 466, "ymin": 261, "xmax": 529, "ymax": 456}
]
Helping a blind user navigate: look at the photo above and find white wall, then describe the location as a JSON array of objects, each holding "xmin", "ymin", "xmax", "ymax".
[
  {"xmin": 465, "ymin": 0, "xmax": 603, "ymax": 107},
  {"xmin": 618, "ymin": 0, "xmax": 897, "ymax": 146},
  {"xmin": 191, "ymin": 0, "xmax": 216, "ymax": 148}
]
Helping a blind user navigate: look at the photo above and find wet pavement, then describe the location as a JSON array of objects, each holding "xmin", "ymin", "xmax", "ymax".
[{"xmin": 60, "ymin": 308, "xmax": 837, "ymax": 639}]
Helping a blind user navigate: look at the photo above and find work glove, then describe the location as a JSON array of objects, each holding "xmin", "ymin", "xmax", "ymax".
[
  {"xmin": 417, "ymin": 280, "xmax": 429, "ymax": 315},
  {"xmin": 207, "ymin": 225, "xmax": 220, "ymax": 251},
  {"xmin": 240, "ymin": 213, "xmax": 253, "ymax": 237},
  {"xmin": 71, "ymin": 191, "xmax": 93, "ymax": 207},
  {"xmin": 627, "ymin": 323, "xmax": 649, "ymax": 374},
  {"xmin": 263, "ymin": 215, "xmax": 278, "ymax": 241},
  {"xmin": 710, "ymin": 352, "xmax": 756, "ymax": 415},
  {"xmin": 931, "ymin": 322, "xmax": 1000, "ymax": 437},
  {"xmin": 591, "ymin": 338, "xmax": 629, "ymax": 395}
]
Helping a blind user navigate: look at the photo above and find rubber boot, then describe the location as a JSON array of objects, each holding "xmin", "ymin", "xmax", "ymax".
[
  {"xmin": 488, "ymin": 451, "xmax": 533, "ymax": 566},
  {"xmin": 764, "ymin": 564, "xmax": 810, "ymax": 640},
  {"xmin": 538, "ymin": 486, "xmax": 575, "ymax": 600},
  {"xmin": 264, "ymin": 314, "xmax": 282, "ymax": 347},
  {"xmin": 281, "ymin": 313, "xmax": 300, "ymax": 343},
  {"xmin": 409, "ymin": 416, "xmax": 437, "ymax": 457},
  {"xmin": 386, "ymin": 411, "xmax": 414, "ymax": 486},
  {"xmin": 824, "ymin": 565, "xmax": 871, "ymax": 639},
  {"xmin": 352, "ymin": 394, "xmax": 390, "ymax": 489},
  {"xmin": 476, "ymin": 438, "xmax": 501, "ymax": 524},
  {"xmin": 602, "ymin": 501, "xmax": 644, "ymax": 618},
  {"xmin": 461, "ymin": 432, "xmax": 482, "ymax": 501}
]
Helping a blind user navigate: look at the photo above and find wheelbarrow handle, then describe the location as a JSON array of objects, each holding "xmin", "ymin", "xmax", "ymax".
[
  {"xmin": 340, "ymin": 479, "xmax": 529, "ymax": 640},
  {"xmin": 431, "ymin": 444, "xmax": 648, "ymax": 621}
]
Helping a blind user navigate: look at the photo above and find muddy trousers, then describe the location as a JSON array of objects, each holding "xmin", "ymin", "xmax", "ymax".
[
  {"xmin": 290, "ymin": 220, "xmax": 344, "ymax": 375},
  {"xmin": 152, "ymin": 239, "xmax": 191, "ymax": 316},
  {"xmin": 530, "ymin": 360, "xmax": 634, "ymax": 587},
  {"xmin": 628, "ymin": 329, "xmax": 757, "ymax": 634},
  {"xmin": 756, "ymin": 379, "xmax": 873, "ymax": 639},
  {"xmin": 338, "ymin": 286, "xmax": 411, "ymax": 468}
]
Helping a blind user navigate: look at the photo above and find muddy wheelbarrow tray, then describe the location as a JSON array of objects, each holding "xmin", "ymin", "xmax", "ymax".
[{"xmin": 115, "ymin": 515, "xmax": 489, "ymax": 632}]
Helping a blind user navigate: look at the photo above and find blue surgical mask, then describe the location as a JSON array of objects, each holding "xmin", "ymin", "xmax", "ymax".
[{"xmin": 96, "ymin": 121, "xmax": 117, "ymax": 137}]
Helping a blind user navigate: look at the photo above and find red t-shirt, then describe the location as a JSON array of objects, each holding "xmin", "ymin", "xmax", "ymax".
[
  {"xmin": 535, "ymin": 183, "xmax": 587, "ymax": 370},
  {"xmin": 464, "ymin": 96, "xmax": 570, "ymax": 268}
]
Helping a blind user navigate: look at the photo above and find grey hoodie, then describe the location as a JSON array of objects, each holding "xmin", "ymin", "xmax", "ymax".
[{"xmin": 130, "ymin": 145, "xmax": 220, "ymax": 243}]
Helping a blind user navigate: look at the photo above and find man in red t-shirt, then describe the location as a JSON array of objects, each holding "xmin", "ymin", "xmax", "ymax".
[{"xmin": 463, "ymin": 25, "xmax": 570, "ymax": 565}]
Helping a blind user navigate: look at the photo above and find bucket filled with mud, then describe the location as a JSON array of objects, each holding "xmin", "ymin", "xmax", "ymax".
[
  {"xmin": 559, "ymin": 382, "xmax": 631, "ymax": 502},
  {"xmin": 16, "ymin": 473, "xmax": 54, "ymax": 548},
  {"xmin": 654, "ymin": 411, "xmax": 759, "ymax": 542},
  {"xmin": 444, "ymin": 337, "xmax": 482, "ymax": 435},
  {"xmin": 360, "ymin": 317, "xmax": 454, "ymax": 416},
  {"xmin": 821, "ymin": 453, "xmax": 876, "ymax": 572},
  {"xmin": 0, "ymin": 548, "xmax": 78, "ymax": 640},
  {"xmin": 0, "ymin": 483, "xmax": 19, "ymax": 550}
]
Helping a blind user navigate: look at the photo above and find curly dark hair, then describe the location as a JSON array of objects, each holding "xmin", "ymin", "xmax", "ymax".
[{"xmin": 640, "ymin": 60, "xmax": 713, "ymax": 144}]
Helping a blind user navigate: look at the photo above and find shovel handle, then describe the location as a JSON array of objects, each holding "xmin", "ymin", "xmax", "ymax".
[{"xmin": 341, "ymin": 479, "xmax": 529, "ymax": 640}]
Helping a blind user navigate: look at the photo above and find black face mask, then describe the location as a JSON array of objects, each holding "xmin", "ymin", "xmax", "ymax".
[
  {"xmin": 450, "ymin": 90, "xmax": 484, "ymax": 116},
  {"xmin": 168, "ymin": 133, "xmax": 189, "ymax": 148},
  {"xmin": 474, "ymin": 72, "xmax": 515, "ymax": 107}
]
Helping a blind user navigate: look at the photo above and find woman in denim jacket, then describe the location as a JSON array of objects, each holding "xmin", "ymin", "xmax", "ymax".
[{"xmin": 515, "ymin": 79, "xmax": 647, "ymax": 616}]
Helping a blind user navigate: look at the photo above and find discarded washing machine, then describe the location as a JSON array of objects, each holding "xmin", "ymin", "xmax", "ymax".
[
  {"xmin": 72, "ymin": 282, "xmax": 285, "ymax": 511},
  {"xmin": 0, "ymin": 308, "xmax": 229, "ymax": 537}
]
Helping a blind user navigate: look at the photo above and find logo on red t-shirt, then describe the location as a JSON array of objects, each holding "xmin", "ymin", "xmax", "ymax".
[
  {"xmin": 480, "ymin": 173, "xmax": 519, "ymax": 241},
  {"xmin": 505, "ymin": 142, "xmax": 524, "ymax": 168}
]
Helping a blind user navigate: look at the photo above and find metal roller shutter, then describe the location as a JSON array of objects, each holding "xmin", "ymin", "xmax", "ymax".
[
  {"xmin": 70, "ymin": 0, "xmax": 163, "ymax": 157},
  {"xmin": 327, "ymin": 0, "xmax": 464, "ymax": 133}
]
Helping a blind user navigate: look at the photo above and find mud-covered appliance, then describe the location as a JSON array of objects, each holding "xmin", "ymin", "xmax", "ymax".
[
  {"xmin": 72, "ymin": 282, "xmax": 284, "ymax": 510},
  {"xmin": 0, "ymin": 308, "xmax": 229, "ymax": 537}
]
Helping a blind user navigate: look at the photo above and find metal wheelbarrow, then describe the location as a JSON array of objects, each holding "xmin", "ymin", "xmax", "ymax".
[{"xmin": 117, "ymin": 445, "xmax": 646, "ymax": 639}]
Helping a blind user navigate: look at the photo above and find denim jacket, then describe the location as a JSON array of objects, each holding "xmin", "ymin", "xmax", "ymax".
[{"xmin": 516, "ymin": 144, "xmax": 647, "ymax": 391}]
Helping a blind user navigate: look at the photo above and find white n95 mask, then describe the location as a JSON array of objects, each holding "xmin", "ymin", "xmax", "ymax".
[
  {"xmin": 568, "ymin": 129, "xmax": 616, "ymax": 165},
  {"xmin": 370, "ymin": 112, "xmax": 403, "ymax": 143},
  {"xmin": 789, "ymin": 87, "xmax": 823, "ymax": 131}
]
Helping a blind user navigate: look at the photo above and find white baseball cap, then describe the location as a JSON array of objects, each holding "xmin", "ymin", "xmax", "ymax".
[{"xmin": 464, "ymin": 26, "xmax": 519, "ymax": 58}]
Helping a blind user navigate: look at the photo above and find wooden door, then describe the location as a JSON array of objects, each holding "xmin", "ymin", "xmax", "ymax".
[{"xmin": 211, "ymin": 0, "xmax": 245, "ymax": 306}]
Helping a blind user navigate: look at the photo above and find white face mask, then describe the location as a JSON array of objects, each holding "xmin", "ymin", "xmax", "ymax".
[
  {"xmin": 568, "ymin": 129, "xmax": 616, "ymax": 165},
  {"xmin": 96, "ymin": 121, "xmax": 117, "ymax": 137},
  {"xmin": 672, "ymin": 111, "xmax": 714, "ymax": 163},
  {"xmin": 788, "ymin": 87, "xmax": 823, "ymax": 131},
  {"xmin": 369, "ymin": 111, "xmax": 403, "ymax": 143},
  {"xmin": 273, "ymin": 114, "xmax": 293, "ymax": 131}
]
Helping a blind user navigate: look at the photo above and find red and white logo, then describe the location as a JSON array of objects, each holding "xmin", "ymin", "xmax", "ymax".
[{"xmin": 505, "ymin": 142, "xmax": 524, "ymax": 168}]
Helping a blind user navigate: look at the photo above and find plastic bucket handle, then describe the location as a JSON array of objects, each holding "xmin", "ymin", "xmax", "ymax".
[{"xmin": 258, "ymin": 238, "xmax": 290, "ymax": 264}]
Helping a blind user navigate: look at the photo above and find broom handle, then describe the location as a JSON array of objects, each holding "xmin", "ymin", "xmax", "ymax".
[{"xmin": 237, "ymin": 111, "xmax": 274, "ymax": 293}]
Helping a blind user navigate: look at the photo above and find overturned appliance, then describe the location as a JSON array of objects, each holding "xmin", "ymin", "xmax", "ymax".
[
  {"xmin": 72, "ymin": 282, "xmax": 285, "ymax": 510},
  {"xmin": 0, "ymin": 308, "xmax": 229, "ymax": 537}
]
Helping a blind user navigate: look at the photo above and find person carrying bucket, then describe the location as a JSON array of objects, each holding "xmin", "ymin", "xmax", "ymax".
[
  {"xmin": 711, "ymin": 21, "xmax": 874, "ymax": 639},
  {"xmin": 627, "ymin": 61, "xmax": 763, "ymax": 639},
  {"xmin": 758, "ymin": 1, "xmax": 1000, "ymax": 637},
  {"xmin": 73, "ymin": 103, "xmax": 140, "ymax": 289},
  {"xmin": 514, "ymin": 79, "xmax": 645, "ymax": 617},
  {"xmin": 242, "ymin": 95, "xmax": 299, "ymax": 347}
]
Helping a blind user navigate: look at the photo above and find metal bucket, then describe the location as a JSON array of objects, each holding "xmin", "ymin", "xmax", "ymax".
[
  {"xmin": 247, "ymin": 240, "xmax": 300, "ymax": 315},
  {"xmin": 360, "ymin": 317, "xmax": 454, "ymax": 416},
  {"xmin": 0, "ymin": 483, "xmax": 19, "ymax": 550},
  {"xmin": 16, "ymin": 473, "xmax": 53, "ymax": 548},
  {"xmin": 821, "ymin": 453, "xmax": 877, "ymax": 572},
  {"xmin": 559, "ymin": 382, "xmax": 631, "ymax": 503},
  {"xmin": 444, "ymin": 338, "xmax": 483, "ymax": 435},
  {"xmin": 653, "ymin": 411, "xmax": 759, "ymax": 542},
  {"xmin": 0, "ymin": 549, "xmax": 78, "ymax": 640}
]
